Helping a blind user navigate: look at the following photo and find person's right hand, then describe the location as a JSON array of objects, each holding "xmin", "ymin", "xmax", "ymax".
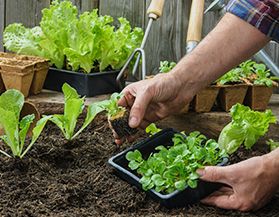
[{"xmin": 115, "ymin": 72, "xmax": 195, "ymax": 144}]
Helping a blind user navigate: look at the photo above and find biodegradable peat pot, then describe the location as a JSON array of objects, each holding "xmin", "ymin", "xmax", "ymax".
[
  {"xmin": 244, "ymin": 85, "xmax": 274, "ymax": 111},
  {"xmin": 180, "ymin": 103, "xmax": 190, "ymax": 113},
  {"xmin": 193, "ymin": 85, "xmax": 220, "ymax": 113},
  {"xmin": 44, "ymin": 67, "xmax": 125, "ymax": 97},
  {"xmin": 218, "ymin": 84, "xmax": 248, "ymax": 112},
  {"xmin": 0, "ymin": 60, "xmax": 34, "ymax": 97},
  {"xmin": 15, "ymin": 55, "xmax": 49, "ymax": 95},
  {"xmin": 108, "ymin": 128, "xmax": 228, "ymax": 208}
]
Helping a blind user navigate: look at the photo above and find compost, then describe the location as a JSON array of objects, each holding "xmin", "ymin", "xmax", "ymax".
[{"xmin": 0, "ymin": 115, "xmax": 278, "ymax": 217}]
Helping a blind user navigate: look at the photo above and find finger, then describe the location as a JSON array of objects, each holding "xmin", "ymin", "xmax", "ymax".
[
  {"xmin": 118, "ymin": 91, "xmax": 135, "ymax": 108},
  {"xmin": 129, "ymin": 89, "xmax": 153, "ymax": 128},
  {"xmin": 197, "ymin": 166, "xmax": 230, "ymax": 185},
  {"xmin": 205, "ymin": 186, "xmax": 233, "ymax": 197},
  {"xmin": 201, "ymin": 194, "xmax": 239, "ymax": 210}
]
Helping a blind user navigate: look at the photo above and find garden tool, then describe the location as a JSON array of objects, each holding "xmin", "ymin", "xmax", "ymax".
[
  {"xmin": 204, "ymin": 0, "xmax": 279, "ymax": 77},
  {"xmin": 0, "ymin": 102, "xmax": 40, "ymax": 137},
  {"xmin": 116, "ymin": 0, "xmax": 165, "ymax": 89},
  {"xmin": 186, "ymin": 0, "xmax": 205, "ymax": 54}
]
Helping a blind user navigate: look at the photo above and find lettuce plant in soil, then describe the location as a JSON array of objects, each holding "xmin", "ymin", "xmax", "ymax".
[
  {"xmin": 0, "ymin": 89, "xmax": 50, "ymax": 158},
  {"xmin": 3, "ymin": 0, "xmax": 143, "ymax": 73},
  {"xmin": 126, "ymin": 131, "xmax": 227, "ymax": 194},
  {"xmin": 98, "ymin": 93, "xmax": 138, "ymax": 138},
  {"xmin": 48, "ymin": 83, "xmax": 104, "ymax": 140},
  {"xmin": 218, "ymin": 103, "xmax": 276, "ymax": 154}
]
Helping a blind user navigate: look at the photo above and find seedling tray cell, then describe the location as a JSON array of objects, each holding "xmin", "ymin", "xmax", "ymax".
[{"xmin": 108, "ymin": 128, "xmax": 228, "ymax": 208}]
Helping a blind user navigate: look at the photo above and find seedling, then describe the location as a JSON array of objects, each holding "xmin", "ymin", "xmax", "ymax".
[
  {"xmin": 266, "ymin": 139, "xmax": 279, "ymax": 151},
  {"xmin": 145, "ymin": 123, "xmax": 161, "ymax": 136},
  {"xmin": 126, "ymin": 131, "xmax": 227, "ymax": 194},
  {"xmin": 218, "ymin": 103, "xmax": 276, "ymax": 154},
  {"xmin": 216, "ymin": 59, "xmax": 279, "ymax": 86},
  {"xmin": 0, "ymin": 89, "xmax": 50, "ymax": 158},
  {"xmin": 100, "ymin": 93, "xmax": 138, "ymax": 138},
  {"xmin": 159, "ymin": 60, "xmax": 176, "ymax": 73},
  {"xmin": 49, "ymin": 83, "xmax": 104, "ymax": 140}
]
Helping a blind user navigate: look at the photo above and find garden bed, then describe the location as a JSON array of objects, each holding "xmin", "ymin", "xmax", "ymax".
[{"xmin": 0, "ymin": 115, "xmax": 279, "ymax": 216}]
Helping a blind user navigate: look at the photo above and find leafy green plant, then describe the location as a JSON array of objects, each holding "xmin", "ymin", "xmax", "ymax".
[
  {"xmin": 145, "ymin": 123, "xmax": 161, "ymax": 136},
  {"xmin": 126, "ymin": 131, "xmax": 227, "ymax": 194},
  {"xmin": 4, "ymin": 0, "xmax": 143, "ymax": 73},
  {"xmin": 0, "ymin": 89, "xmax": 50, "ymax": 158},
  {"xmin": 49, "ymin": 83, "xmax": 104, "ymax": 140},
  {"xmin": 97, "ymin": 93, "xmax": 125, "ymax": 118},
  {"xmin": 216, "ymin": 59, "xmax": 278, "ymax": 86},
  {"xmin": 252, "ymin": 63, "xmax": 278, "ymax": 87},
  {"xmin": 159, "ymin": 61, "xmax": 176, "ymax": 73},
  {"xmin": 218, "ymin": 103, "xmax": 276, "ymax": 154},
  {"xmin": 266, "ymin": 139, "xmax": 279, "ymax": 151}
]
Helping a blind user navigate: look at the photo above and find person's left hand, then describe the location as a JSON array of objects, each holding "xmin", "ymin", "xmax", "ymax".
[{"xmin": 197, "ymin": 154, "xmax": 279, "ymax": 211}]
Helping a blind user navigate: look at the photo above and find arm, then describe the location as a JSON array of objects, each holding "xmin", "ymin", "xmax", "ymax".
[
  {"xmin": 198, "ymin": 147, "xmax": 279, "ymax": 211},
  {"xmin": 118, "ymin": 12, "xmax": 270, "ymax": 130}
]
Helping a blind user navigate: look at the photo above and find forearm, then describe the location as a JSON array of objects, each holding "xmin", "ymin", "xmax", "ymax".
[{"xmin": 171, "ymin": 13, "xmax": 270, "ymax": 96}]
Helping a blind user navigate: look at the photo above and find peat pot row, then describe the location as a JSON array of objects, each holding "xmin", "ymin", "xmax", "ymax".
[{"xmin": 0, "ymin": 52, "xmax": 49, "ymax": 97}]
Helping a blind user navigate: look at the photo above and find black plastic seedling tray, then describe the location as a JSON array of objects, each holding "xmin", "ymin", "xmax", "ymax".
[
  {"xmin": 44, "ymin": 67, "xmax": 124, "ymax": 96},
  {"xmin": 108, "ymin": 128, "xmax": 228, "ymax": 208}
]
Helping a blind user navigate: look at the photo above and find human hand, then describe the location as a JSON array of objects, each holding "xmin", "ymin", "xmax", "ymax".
[
  {"xmin": 197, "ymin": 154, "xmax": 279, "ymax": 211},
  {"xmin": 114, "ymin": 72, "xmax": 195, "ymax": 144}
]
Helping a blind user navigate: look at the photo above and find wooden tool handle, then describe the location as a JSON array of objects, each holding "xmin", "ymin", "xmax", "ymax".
[
  {"xmin": 186, "ymin": 0, "xmax": 205, "ymax": 42},
  {"xmin": 147, "ymin": 0, "xmax": 165, "ymax": 19}
]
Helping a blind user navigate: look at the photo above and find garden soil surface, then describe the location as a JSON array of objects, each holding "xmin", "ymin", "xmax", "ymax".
[{"xmin": 0, "ymin": 115, "xmax": 279, "ymax": 217}]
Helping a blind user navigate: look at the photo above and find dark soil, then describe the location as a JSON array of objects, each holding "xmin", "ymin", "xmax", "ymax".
[{"xmin": 0, "ymin": 115, "xmax": 279, "ymax": 217}]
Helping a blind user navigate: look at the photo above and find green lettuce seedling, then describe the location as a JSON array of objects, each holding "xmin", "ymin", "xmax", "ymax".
[
  {"xmin": 145, "ymin": 123, "xmax": 161, "ymax": 136},
  {"xmin": 266, "ymin": 139, "xmax": 279, "ymax": 151},
  {"xmin": 159, "ymin": 61, "xmax": 176, "ymax": 73},
  {"xmin": 49, "ymin": 83, "xmax": 104, "ymax": 140},
  {"xmin": 218, "ymin": 103, "xmax": 277, "ymax": 154},
  {"xmin": 126, "ymin": 131, "xmax": 227, "ymax": 194},
  {"xmin": 0, "ymin": 89, "xmax": 50, "ymax": 158},
  {"xmin": 99, "ymin": 93, "xmax": 138, "ymax": 138}
]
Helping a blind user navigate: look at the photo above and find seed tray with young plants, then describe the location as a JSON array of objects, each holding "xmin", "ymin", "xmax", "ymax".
[{"xmin": 0, "ymin": 85, "xmax": 279, "ymax": 216}]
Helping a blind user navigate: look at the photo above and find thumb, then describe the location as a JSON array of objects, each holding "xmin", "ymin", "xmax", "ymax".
[
  {"xmin": 197, "ymin": 166, "xmax": 229, "ymax": 185},
  {"xmin": 129, "ymin": 91, "xmax": 152, "ymax": 128}
]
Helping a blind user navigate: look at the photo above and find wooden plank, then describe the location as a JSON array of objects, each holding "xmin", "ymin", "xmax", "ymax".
[
  {"xmin": 144, "ymin": 0, "xmax": 191, "ymax": 74},
  {"xmin": 81, "ymin": 0, "xmax": 99, "ymax": 12},
  {"xmin": 99, "ymin": 0, "xmax": 145, "ymax": 29},
  {"xmin": 5, "ymin": 0, "xmax": 50, "ymax": 27},
  {"xmin": 0, "ymin": 0, "xmax": 5, "ymax": 51}
]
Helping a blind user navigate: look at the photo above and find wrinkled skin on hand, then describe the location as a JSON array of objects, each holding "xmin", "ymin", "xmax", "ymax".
[
  {"xmin": 114, "ymin": 73, "xmax": 194, "ymax": 144},
  {"xmin": 119, "ymin": 73, "xmax": 193, "ymax": 128},
  {"xmin": 198, "ymin": 152, "xmax": 279, "ymax": 211}
]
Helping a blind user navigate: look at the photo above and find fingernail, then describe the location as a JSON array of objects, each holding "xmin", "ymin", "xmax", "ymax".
[
  {"xmin": 197, "ymin": 169, "xmax": 205, "ymax": 177},
  {"xmin": 129, "ymin": 116, "xmax": 138, "ymax": 128}
]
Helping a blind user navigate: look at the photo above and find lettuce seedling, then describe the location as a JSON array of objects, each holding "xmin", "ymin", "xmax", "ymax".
[
  {"xmin": 99, "ymin": 93, "xmax": 138, "ymax": 138},
  {"xmin": 145, "ymin": 123, "xmax": 161, "ymax": 136},
  {"xmin": 126, "ymin": 131, "xmax": 227, "ymax": 194},
  {"xmin": 0, "ymin": 89, "xmax": 50, "ymax": 158},
  {"xmin": 218, "ymin": 103, "xmax": 276, "ymax": 154},
  {"xmin": 49, "ymin": 83, "xmax": 104, "ymax": 140},
  {"xmin": 252, "ymin": 63, "xmax": 279, "ymax": 87},
  {"xmin": 159, "ymin": 61, "xmax": 176, "ymax": 73},
  {"xmin": 266, "ymin": 139, "xmax": 279, "ymax": 151}
]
